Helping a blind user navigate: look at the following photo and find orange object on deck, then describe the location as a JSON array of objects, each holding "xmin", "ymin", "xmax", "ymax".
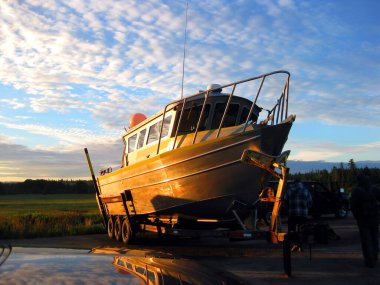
[{"xmin": 129, "ymin": 113, "xmax": 147, "ymax": 128}]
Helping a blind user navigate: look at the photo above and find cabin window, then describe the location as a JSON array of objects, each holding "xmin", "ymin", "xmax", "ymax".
[
  {"xmin": 147, "ymin": 270, "xmax": 155, "ymax": 284},
  {"xmin": 211, "ymin": 103, "xmax": 239, "ymax": 129},
  {"xmin": 146, "ymin": 115, "xmax": 172, "ymax": 145},
  {"xmin": 239, "ymin": 106, "xmax": 259, "ymax": 124},
  {"xmin": 117, "ymin": 259, "xmax": 124, "ymax": 266},
  {"xmin": 127, "ymin": 134, "xmax": 137, "ymax": 153},
  {"xmin": 136, "ymin": 129, "xmax": 146, "ymax": 149},
  {"xmin": 161, "ymin": 115, "xmax": 172, "ymax": 137},
  {"xmin": 147, "ymin": 122, "xmax": 159, "ymax": 145},
  {"xmin": 135, "ymin": 266, "xmax": 146, "ymax": 275},
  {"xmin": 175, "ymin": 104, "xmax": 210, "ymax": 134}
]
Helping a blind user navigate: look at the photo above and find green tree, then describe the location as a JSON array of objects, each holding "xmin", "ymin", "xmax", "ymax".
[
  {"xmin": 347, "ymin": 159, "xmax": 357, "ymax": 186},
  {"xmin": 348, "ymin": 159, "xmax": 356, "ymax": 172}
]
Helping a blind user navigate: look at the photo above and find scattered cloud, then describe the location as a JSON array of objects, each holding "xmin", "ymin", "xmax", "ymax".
[
  {"xmin": 0, "ymin": 121, "xmax": 119, "ymax": 150},
  {"xmin": 1, "ymin": 249, "xmax": 140, "ymax": 284},
  {"xmin": 0, "ymin": 139, "xmax": 121, "ymax": 181},
  {"xmin": 1, "ymin": 0, "xmax": 378, "ymax": 125},
  {"xmin": 0, "ymin": 0, "xmax": 379, "ymax": 179},
  {"xmin": 0, "ymin": 98, "xmax": 26, "ymax": 109},
  {"xmin": 289, "ymin": 140, "xmax": 380, "ymax": 162}
]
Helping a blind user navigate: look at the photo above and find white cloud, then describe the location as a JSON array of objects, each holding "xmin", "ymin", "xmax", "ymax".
[
  {"xmin": 288, "ymin": 140, "xmax": 380, "ymax": 162},
  {"xmin": 278, "ymin": 0, "xmax": 294, "ymax": 8},
  {"xmin": 0, "ymin": 138, "xmax": 121, "ymax": 181},
  {"xmin": 1, "ymin": 249, "xmax": 141, "ymax": 284},
  {"xmin": 0, "ymin": 121, "xmax": 119, "ymax": 150},
  {"xmin": 256, "ymin": 0, "xmax": 281, "ymax": 16},
  {"xmin": 0, "ymin": 0, "xmax": 379, "ymax": 179},
  {"xmin": 0, "ymin": 98, "xmax": 26, "ymax": 109},
  {"xmin": 1, "ymin": 0, "xmax": 376, "ymax": 126}
]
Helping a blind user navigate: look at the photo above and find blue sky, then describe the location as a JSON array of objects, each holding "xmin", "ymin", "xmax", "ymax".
[{"xmin": 0, "ymin": 0, "xmax": 379, "ymax": 181}]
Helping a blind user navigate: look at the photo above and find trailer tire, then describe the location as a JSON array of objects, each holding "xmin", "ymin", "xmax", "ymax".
[
  {"xmin": 114, "ymin": 216, "xmax": 123, "ymax": 241},
  {"xmin": 107, "ymin": 217, "xmax": 115, "ymax": 239},
  {"xmin": 335, "ymin": 204, "xmax": 349, "ymax": 219},
  {"xmin": 122, "ymin": 218, "xmax": 134, "ymax": 244}
]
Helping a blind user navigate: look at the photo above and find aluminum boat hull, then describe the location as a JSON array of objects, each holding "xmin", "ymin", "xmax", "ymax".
[{"xmin": 97, "ymin": 121, "xmax": 292, "ymax": 221}]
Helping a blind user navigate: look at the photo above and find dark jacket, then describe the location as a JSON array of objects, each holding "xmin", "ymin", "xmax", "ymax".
[{"xmin": 350, "ymin": 176, "xmax": 379, "ymax": 226}]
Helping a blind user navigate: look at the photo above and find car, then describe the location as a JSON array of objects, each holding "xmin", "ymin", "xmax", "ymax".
[
  {"xmin": 258, "ymin": 180, "xmax": 350, "ymax": 224},
  {"xmin": 299, "ymin": 181, "xmax": 350, "ymax": 219}
]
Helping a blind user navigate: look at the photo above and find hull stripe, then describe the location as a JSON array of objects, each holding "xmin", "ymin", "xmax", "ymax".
[
  {"xmin": 130, "ymin": 158, "xmax": 242, "ymax": 191},
  {"xmin": 100, "ymin": 134, "xmax": 261, "ymax": 187}
]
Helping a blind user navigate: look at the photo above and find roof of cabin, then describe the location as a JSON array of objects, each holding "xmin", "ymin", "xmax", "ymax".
[{"xmin": 124, "ymin": 94, "xmax": 254, "ymax": 136}]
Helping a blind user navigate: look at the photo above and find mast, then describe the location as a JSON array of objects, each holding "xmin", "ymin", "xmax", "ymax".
[{"xmin": 180, "ymin": 2, "xmax": 189, "ymax": 99}]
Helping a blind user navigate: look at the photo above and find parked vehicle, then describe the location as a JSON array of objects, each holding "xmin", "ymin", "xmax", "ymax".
[
  {"xmin": 300, "ymin": 181, "xmax": 349, "ymax": 218},
  {"xmin": 259, "ymin": 180, "xmax": 350, "ymax": 224}
]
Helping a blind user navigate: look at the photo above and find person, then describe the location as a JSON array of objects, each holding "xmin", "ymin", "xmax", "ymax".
[
  {"xmin": 284, "ymin": 180, "xmax": 312, "ymax": 251},
  {"xmin": 350, "ymin": 170, "xmax": 380, "ymax": 268}
]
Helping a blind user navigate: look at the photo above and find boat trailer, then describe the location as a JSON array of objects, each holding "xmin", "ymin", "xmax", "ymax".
[
  {"xmin": 85, "ymin": 148, "xmax": 293, "ymax": 275},
  {"xmin": 85, "ymin": 148, "xmax": 289, "ymax": 242}
]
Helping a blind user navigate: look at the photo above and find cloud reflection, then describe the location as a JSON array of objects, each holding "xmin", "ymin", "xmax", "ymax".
[{"xmin": 0, "ymin": 248, "xmax": 141, "ymax": 285}]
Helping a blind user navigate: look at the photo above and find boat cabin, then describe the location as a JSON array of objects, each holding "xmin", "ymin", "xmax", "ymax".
[{"xmin": 122, "ymin": 89, "xmax": 262, "ymax": 167}]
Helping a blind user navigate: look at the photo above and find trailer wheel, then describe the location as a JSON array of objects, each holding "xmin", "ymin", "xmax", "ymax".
[
  {"xmin": 335, "ymin": 204, "xmax": 349, "ymax": 219},
  {"xmin": 107, "ymin": 217, "xmax": 115, "ymax": 239},
  {"xmin": 121, "ymin": 218, "xmax": 134, "ymax": 244},
  {"xmin": 114, "ymin": 216, "xmax": 122, "ymax": 241}
]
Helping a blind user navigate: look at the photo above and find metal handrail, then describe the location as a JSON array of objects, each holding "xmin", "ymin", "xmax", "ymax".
[
  {"xmin": 192, "ymin": 90, "xmax": 210, "ymax": 144},
  {"xmin": 243, "ymin": 75, "xmax": 266, "ymax": 132},
  {"xmin": 217, "ymin": 84, "xmax": 236, "ymax": 138},
  {"xmin": 172, "ymin": 98, "xmax": 187, "ymax": 150},
  {"xmin": 156, "ymin": 70, "xmax": 291, "ymax": 155}
]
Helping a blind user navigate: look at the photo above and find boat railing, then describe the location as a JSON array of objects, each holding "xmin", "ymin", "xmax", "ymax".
[{"xmin": 156, "ymin": 70, "xmax": 290, "ymax": 154}]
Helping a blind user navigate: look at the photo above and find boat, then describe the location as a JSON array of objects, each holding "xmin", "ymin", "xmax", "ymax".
[{"xmin": 85, "ymin": 70, "xmax": 295, "ymax": 243}]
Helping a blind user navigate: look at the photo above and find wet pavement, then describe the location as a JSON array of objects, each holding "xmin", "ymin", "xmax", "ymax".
[
  {"xmin": 1, "ymin": 215, "xmax": 379, "ymax": 284},
  {"xmin": 0, "ymin": 247, "xmax": 139, "ymax": 285}
]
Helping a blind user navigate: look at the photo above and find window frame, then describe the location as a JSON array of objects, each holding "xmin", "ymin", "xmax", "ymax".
[
  {"xmin": 146, "ymin": 114, "xmax": 173, "ymax": 146},
  {"xmin": 136, "ymin": 128, "xmax": 147, "ymax": 150},
  {"xmin": 211, "ymin": 102, "xmax": 240, "ymax": 129},
  {"xmin": 127, "ymin": 133, "xmax": 138, "ymax": 153}
]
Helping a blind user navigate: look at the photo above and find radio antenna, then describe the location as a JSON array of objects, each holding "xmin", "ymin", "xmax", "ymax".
[{"xmin": 180, "ymin": 2, "xmax": 189, "ymax": 99}]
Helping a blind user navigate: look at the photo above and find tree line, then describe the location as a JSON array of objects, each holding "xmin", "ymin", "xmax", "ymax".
[
  {"xmin": 0, "ymin": 179, "xmax": 94, "ymax": 195},
  {"xmin": 288, "ymin": 159, "xmax": 380, "ymax": 193}
]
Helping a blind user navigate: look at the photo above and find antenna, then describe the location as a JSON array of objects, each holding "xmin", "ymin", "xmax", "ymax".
[{"xmin": 180, "ymin": 2, "xmax": 189, "ymax": 99}]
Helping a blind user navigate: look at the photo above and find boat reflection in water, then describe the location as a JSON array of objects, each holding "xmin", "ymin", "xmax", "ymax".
[
  {"xmin": 1, "ymin": 245, "xmax": 246, "ymax": 284},
  {"xmin": 113, "ymin": 255, "xmax": 248, "ymax": 285}
]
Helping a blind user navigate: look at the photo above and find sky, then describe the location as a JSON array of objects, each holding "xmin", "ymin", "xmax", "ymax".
[{"xmin": 0, "ymin": 0, "xmax": 379, "ymax": 181}]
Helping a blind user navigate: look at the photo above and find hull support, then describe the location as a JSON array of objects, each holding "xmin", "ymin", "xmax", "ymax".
[
  {"xmin": 241, "ymin": 149, "xmax": 289, "ymax": 243},
  {"xmin": 84, "ymin": 148, "xmax": 108, "ymax": 227}
]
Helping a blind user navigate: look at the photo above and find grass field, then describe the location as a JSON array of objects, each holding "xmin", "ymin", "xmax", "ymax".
[{"xmin": 0, "ymin": 194, "xmax": 105, "ymax": 238}]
